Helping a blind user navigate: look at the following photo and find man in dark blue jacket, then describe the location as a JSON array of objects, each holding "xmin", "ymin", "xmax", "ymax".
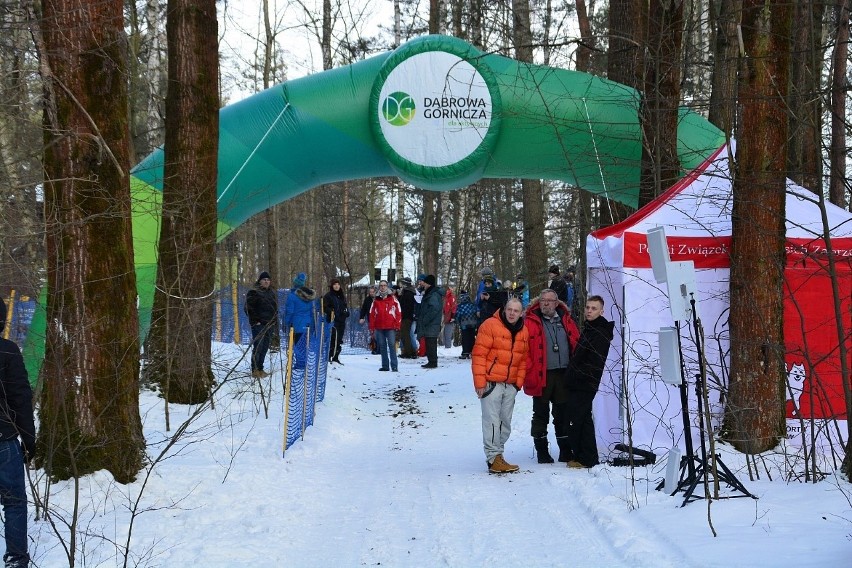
[{"xmin": 0, "ymin": 298, "xmax": 36, "ymax": 568}]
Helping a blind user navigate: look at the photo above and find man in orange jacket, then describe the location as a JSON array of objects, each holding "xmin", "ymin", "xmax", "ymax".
[{"xmin": 472, "ymin": 297, "xmax": 530, "ymax": 473}]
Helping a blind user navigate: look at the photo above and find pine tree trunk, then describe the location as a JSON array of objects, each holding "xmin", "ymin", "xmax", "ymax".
[
  {"xmin": 787, "ymin": 0, "xmax": 825, "ymax": 194},
  {"xmin": 829, "ymin": 0, "xmax": 849, "ymax": 210},
  {"xmin": 144, "ymin": 0, "xmax": 219, "ymax": 405},
  {"xmin": 605, "ymin": 0, "xmax": 644, "ymax": 222},
  {"xmin": 708, "ymin": 0, "xmax": 741, "ymax": 135},
  {"xmin": 512, "ymin": 0, "xmax": 549, "ymax": 293},
  {"xmin": 638, "ymin": 0, "xmax": 684, "ymax": 207},
  {"xmin": 723, "ymin": 0, "xmax": 792, "ymax": 453},
  {"xmin": 38, "ymin": 0, "xmax": 144, "ymax": 482}
]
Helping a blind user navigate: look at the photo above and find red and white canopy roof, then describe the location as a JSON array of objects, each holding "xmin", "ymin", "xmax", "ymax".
[{"xmin": 588, "ymin": 143, "xmax": 852, "ymax": 270}]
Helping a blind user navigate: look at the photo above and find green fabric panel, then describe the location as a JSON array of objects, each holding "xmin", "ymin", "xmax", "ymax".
[
  {"xmin": 27, "ymin": 35, "xmax": 724, "ymax": 377},
  {"xmin": 133, "ymin": 56, "xmax": 395, "ymax": 231}
]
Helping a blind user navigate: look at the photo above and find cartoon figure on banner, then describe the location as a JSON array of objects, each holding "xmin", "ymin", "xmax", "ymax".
[{"xmin": 784, "ymin": 362, "xmax": 806, "ymax": 418}]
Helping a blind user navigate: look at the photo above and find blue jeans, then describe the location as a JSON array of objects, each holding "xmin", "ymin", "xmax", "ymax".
[
  {"xmin": 0, "ymin": 439, "xmax": 29, "ymax": 567},
  {"xmin": 375, "ymin": 329, "xmax": 398, "ymax": 371},
  {"xmin": 251, "ymin": 322, "xmax": 275, "ymax": 371}
]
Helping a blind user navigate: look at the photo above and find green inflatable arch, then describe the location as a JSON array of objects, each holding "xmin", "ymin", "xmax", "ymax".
[{"xmin": 23, "ymin": 35, "xmax": 724, "ymax": 379}]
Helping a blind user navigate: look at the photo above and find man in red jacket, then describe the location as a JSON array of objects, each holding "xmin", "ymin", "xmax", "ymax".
[
  {"xmin": 523, "ymin": 288, "xmax": 579, "ymax": 463},
  {"xmin": 369, "ymin": 280, "xmax": 402, "ymax": 372}
]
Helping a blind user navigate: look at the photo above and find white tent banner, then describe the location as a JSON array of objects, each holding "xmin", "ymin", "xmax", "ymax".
[{"xmin": 587, "ymin": 143, "xmax": 852, "ymax": 465}]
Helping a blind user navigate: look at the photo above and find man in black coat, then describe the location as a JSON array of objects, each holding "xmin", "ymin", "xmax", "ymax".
[
  {"xmin": 548, "ymin": 264, "xmax": 569, "ymax": 304},
  {"xmin": 0, "ymin": 298, "xmax": 36, "ymax": 568},
  {"xmin": 245, "ymin": 271, "xmax": 279, "ymax": 377},
  {"xmin": 562, "ymin": 295, "xmax": 614, "ymax": 468}
]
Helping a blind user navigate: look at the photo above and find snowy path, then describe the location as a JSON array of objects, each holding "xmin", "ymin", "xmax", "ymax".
[
  {"xmin": 29, "ymin": 343, "xmax": 852, "ymax": 567},
  {"xmin": 268, "ymin": 352, "xmax": 680, "ymax": 568}
]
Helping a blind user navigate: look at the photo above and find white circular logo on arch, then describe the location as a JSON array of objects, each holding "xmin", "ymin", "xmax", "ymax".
[{"xmin": 377, "ymin": 51, "xmax": 493, "ymax": 168}]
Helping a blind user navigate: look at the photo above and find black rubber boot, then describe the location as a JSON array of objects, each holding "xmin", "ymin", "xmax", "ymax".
[
  {"xmin": 534, "ymin": 437, "xmax": 554, "ymax": 464},
  {"xmin": 556, "ymin": 439, "xmax": 574, "ymax": 463}
]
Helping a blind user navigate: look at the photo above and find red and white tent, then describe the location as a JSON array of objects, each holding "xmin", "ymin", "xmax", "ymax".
[{"xmin": 586, "ymin": 143, "xmax": 852, "ymax": 461}]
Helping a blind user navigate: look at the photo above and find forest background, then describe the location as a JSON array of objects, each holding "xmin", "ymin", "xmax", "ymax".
[{"xmin": 0, "ymin": 0, "xmax": 850, "ymax": 509}]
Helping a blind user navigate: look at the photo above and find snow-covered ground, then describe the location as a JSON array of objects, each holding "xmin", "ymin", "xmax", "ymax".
[{"xmin": 24, "ymin": 342, "xmax": 852, "ymax": 567}]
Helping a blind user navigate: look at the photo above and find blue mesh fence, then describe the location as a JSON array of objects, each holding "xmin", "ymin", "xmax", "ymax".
[
  {"xmin": 6, "ymin": 288, "xmax": 336, "ymax": 455},
  {"xmin": 2, "ymin": 295, "xmax": 37, "ymax": 348},
  {"xmin": 348, "ymin": 308, "xmax": 370, "ymax": 352},
  {"xmin": 285, "ymin": 322, "xmax": 331, "ymax": 451},
  {"xmin": 213, "ymin": 286, "xmax": 327, "ymax": 347}
]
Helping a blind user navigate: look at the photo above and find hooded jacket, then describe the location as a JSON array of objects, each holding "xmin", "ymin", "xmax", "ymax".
[
  {"xmin": 565, "ymin": 315, "xmax": 615, "ymax": 392},
  {"xmin": 523, "ymin": 298, "xmax": 580, "ymax": 397},
  {"xmin": 369, "ymin": 291, "xmax": 402, "ymax": 331},
  {"xmin": 283, "ymin": 286, "xmax": 317, "ymax": 335},
  {"xmin": 471, "ymin": 310, "xmax": 530, "ymax": 391}
]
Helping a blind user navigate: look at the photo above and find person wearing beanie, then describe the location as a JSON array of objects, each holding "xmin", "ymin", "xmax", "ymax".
[
  {"xmin": 0, "ymin": 298, "xmax": 36, "ymax": 567},
  {"xmin": 283, "ymin": 271, "xmax": 317, "ymax": 347},
  {"xmin": 478, "ymin": 274, "xmax": 507, "ymax": 326},
  {"xmin": 548, "ymin": 264, "xmax": 569, "ymax": 304},
  {"xmin": 322, "ymin": 278, "xmax": 349, "ymax": 363},
  {"xmin": 416, "ymin": 274, "xmax": 443, "ymax": 368},
  {"xmin": 474, "ymin": 266, "xmax": 500, "ymax": 321},
  {"xmin": 245, "ymin": 271, "xmax": 279, "ymax": 378}
]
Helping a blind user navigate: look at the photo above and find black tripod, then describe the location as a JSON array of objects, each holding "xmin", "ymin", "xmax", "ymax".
[{"xmin": 658, "ymin": 296, "xmax": 755, "ymax": 507}]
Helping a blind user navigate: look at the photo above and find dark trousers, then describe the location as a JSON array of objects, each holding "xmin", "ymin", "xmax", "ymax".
[
  {"xmin": 0, "ymin": 439, "xmax": 29, "ymax": 567},
  {"xmin": 531, "ymin": 368, "xmax": 569, "ymax": 440},
  {"xmin": 563, "ymin": 389, "xmax": 599, "ymax": 466},
  {"xmin": 424, "ymin": 336, "xmax": 438, "ymax": 365},
  {"xmin": 329, "ymin": 322, "xmax": 345, "ymax": 361},
  {"xmin": 460, "ymin": 327, "xmax": 477, "ymax": 355},
  {"xmin": 399, "ymin": 319, "xmax": 416, "ymax": 356},
  {"xmin": 251, "ymin": 321, "xmax": 275, "ymax": 372}
]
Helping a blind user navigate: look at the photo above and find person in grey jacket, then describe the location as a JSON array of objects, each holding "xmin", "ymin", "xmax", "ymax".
[
  {"xmin": 0, "ymin": 298, "xmax": 36, "ymax": 568},
  {"xmin": 416, "ymin": 275, "xmax": 444, "ymax": 368}
]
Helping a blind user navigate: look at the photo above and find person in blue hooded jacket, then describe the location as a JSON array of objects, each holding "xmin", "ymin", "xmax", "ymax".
[{"xmin": 283, "ymin": 272, "xmax": 317, "ymax": 346}]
